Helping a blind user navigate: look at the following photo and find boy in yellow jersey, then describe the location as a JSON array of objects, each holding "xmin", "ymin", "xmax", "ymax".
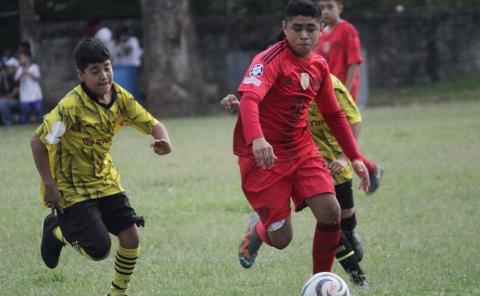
[
  {"xmin": 30, "ymin": 38, "xmax": 171, "ymax": 296},
  {"xmin": 221, "ymin": 74, "xmax": 368, "ymax": 287}
]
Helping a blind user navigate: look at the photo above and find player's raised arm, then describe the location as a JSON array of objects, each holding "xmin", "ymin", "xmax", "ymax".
[{"xmin": 150, "ymin": 122, "xmax": 172, "ymax": 155}]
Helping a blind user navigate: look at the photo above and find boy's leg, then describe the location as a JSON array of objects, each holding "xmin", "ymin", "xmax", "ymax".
[
  {"xmin": 32, "ymin": 100, "xmax": 44, "ymax": 123},
  {"xmin": 292, "ymin": 153, "xmax": 340, "ymax": 273},
  {"xmin": 305, "ymin": 194, "xmax": 341, "ymax": 273},
  {"xmin": 335, "ymin": 181, "xmax": 368, "ymax": 287},
  {"xmin": 237, "ymin": 156, "xmax": 295, "ymax": 268},
  {"xmin": 0, "ymin": 98, "xmax": 15, "ymax": 125},
  {"xmin": 99, "ymin": 193, "xmax": 144, "ymax": 296},
  {"xmin": 19, "ymin": 102, "xmax": 30, "ymax": 123},
  {"xmin": 335, "ymin": 181, "xmax": 363, "ymax": 261},
  {"xmin": 41, "ymin": 200, "xmax": 112, "ymax": 269}
]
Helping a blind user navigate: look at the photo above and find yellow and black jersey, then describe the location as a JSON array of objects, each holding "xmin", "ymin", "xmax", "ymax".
[
  {"xmin": 308, "ymin": 74, "xmax": 361, "ymax": 184},
  {"xmin": 36, "ymin": 83, "xmax": 158, "ymax": 208}
]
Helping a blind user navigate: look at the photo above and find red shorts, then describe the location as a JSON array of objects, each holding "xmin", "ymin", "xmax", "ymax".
[{"xmin": 238, "ymin": 151, "xmax": 334, "ymax": 227}]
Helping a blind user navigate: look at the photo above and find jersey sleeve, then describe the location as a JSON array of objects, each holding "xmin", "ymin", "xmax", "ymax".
[
  {"xmin": 35, "ymin": 103, "xmax": 73, "ymax": 147},
  {"xmin": 345, "ymin": 26, "xmax": 363, "ymax": 66},
  {"xmin": 118, "ymin": 95, "xmax": 159, "ymax": 134},
  {"xmin": 237, "ymin": 53, "xmax": 280, "ymax": 99},
  {"xmin": 333, "ymin": 77, "xmax": 361, "ymax": 124}
]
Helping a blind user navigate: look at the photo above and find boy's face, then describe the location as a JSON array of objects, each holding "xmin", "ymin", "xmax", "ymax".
[
  {"xmin": 319, "ymin": 0, "xmax": 343, "ymax": 25},
  {"xmin": 77, "ymin": 60, "xmax": 113, "ymax": 96},
  {"xmin": 283, "ymin": 16, "xmax": 321, "ymax": 58},
  {"xmin": 19, "ymin": 53, "xmax": 30, "ymax": 66}
]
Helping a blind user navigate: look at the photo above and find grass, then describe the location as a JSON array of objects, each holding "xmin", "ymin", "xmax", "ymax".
[
  {"xmin": 0, "ymin": 99, "xmax": 479, "ymax": 295},
  {"xmin": 369, "ymin": 74, "xmax": 480, "ymax": 106}
]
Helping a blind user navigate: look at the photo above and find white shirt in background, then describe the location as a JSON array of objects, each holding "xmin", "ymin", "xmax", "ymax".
[
  {"xmin": 15, "ymin": 64, "xmax": 43, "ymax": 103},
  {"xmin": 114, "ymin": 37, "xmax": 143, "ymax": 67}
]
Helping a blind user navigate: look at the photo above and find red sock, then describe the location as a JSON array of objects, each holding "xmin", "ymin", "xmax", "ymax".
[
  {"xmin": 312, "ymin": 222, "xmax": 341, "ymax": 273},
  {"xmin": 362, "ymin": 156, "xmax": 377, "ymax": 172},
  {"xmin": 255, "ymin": 222, "xmax": 273, "ymax": 246}
]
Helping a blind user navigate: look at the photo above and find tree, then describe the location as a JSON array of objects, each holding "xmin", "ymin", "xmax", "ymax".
[{"xmin": 140, "ymin": 0, "xmax": 208, "ymax": 116}]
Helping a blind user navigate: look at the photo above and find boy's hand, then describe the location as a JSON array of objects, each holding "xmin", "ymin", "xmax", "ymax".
[
  {"xmin": 43, "ymin": 183, "xmax": 64, "ymax": 214},
  {"xmin": 352, "ymin": 159, "xmax": 370, "ymax": 194},
  {"xmin": 220, "ymin": 94, "xmax": 240, "ymax": 112},
  {"xmin": 151, "ymin": 139, "xmax": 171, "ymax": 155},
  {"xmin": 329, "ymin": 157, "xmax": 348, "ymax": 175},
  {"xmin": 252, "ymin": 137, "xmax": 277, "ymax": 169}
]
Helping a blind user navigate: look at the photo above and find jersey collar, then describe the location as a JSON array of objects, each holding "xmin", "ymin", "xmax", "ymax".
[{"xmin": 81, "ymin": 82, "xmax": 117, "ymax": 109}]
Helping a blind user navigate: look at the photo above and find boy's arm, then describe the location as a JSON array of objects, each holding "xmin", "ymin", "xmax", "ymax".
[
  {"xmin": 30, "ymin": 134, "xmax": 63, "ymax": 213},
  {"xmin": 345, "ymin": 63, "xmax": 360, "ymax": 92},
  {"xmin": 150, "ymin": 122, "xmax": 172, "ymax": 155}
]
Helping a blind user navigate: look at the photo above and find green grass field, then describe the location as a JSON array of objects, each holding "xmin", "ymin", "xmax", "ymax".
[{"xmin": 1, "ymin": 100, "xmax": 479, "ymax": 295}]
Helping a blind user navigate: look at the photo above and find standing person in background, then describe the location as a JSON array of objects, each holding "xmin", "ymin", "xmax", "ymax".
[
  {"xmin": 113, "ymin": 27, "xmax": 143, "ymax": 68},
  {"xmin": 317, "ymin": 0, "xmax": 383, "ymax": 194},
  {"xmin": 15, "ymin": 50, "xmax": 43, "ymax": 124},
  {"xmin": 84, "ymin": 17, "xmax": 116, "ymax": 57},
  {"xmin": 0, "ymin": 58, "xmax": 20, "ymax": 126}
]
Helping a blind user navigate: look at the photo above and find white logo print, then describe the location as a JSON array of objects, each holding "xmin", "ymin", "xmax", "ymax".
[
  {"xmin": 243, "ymin": 64, "xmax": 264, "ymax": 87},
  {"xmin": 45, "ymin": 121, "xmax": 66, "ymax": 145}
]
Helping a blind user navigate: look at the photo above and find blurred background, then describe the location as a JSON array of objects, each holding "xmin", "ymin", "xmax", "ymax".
[{"xmin": 1, "ymin": 0, "xmax": 479, "ymax": 117}]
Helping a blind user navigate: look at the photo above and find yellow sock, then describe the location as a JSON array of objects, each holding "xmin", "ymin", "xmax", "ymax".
[
  {"xmin": 109, "ymin": 246, "xmax": 139, "ymax": 296},
  {"xmin": 53, "ymin": 226, "xmax": 95, "ymax": 260}
]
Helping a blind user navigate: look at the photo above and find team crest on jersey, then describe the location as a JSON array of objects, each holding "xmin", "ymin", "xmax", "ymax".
[
  {"xmin": 300, "ymin": 73, "xmax": 310, "ymax": 90},
  {"xmin": 243, "ymin": 63, "xmax": 264, "ymax": 87}
]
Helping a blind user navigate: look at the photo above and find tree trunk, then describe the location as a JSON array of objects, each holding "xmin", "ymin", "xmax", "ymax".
[
  {"xmin": 140, "ymin": 0, "xmax": 208, "ymax": 117},
  {"xmin": 18, "ymin": 0, "xmax": 36, "ymax": 54}
]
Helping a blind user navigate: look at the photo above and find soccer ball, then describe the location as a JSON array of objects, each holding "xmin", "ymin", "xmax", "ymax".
[{"xmin": 301, "ymin": 272, "xmax": 350, "ymax": 296}]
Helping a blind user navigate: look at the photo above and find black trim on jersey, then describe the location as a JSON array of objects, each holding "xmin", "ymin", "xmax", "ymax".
[
  {"xmin": 81, "ymin": 82, "xmax": 117, "ymax": 109},
  {"xmin": 111, "ymin": 282, "xmax": 127, "ymax": 290},
  {"xmin": 262, "ymin": 42, "xmax": 288, "ymax": 65}
]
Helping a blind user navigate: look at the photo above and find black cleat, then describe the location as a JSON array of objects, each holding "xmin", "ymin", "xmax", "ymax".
[
  {"xmin": 41, "ymin": 213, "xmax": 65, "ymax": 269},
  {"xmin": 350, "ymin": 270, "xmax": 370, "ymax": 288},
  {"xmin": 344, "ymin": 229, "xmax": 364, "ymax": 262},
  {"xmin": 367, "ymin": 166, "xmax": 384, "ymax": 195}
]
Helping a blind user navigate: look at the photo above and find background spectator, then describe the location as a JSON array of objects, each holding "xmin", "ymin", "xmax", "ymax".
[
  {"xmin": 0, "ymin": 57, "xmax": 20, "ymax": 126},
  {"xmin": 15, "ymin": 50, "xmax": 43, "ymax": 123}
]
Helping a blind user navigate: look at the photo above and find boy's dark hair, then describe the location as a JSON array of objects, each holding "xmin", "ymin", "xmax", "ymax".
[
  {"xmin": 285, "ymin": 0, "xmax": 321, "ymax": 21},
  {"xmin": 74, "ymin": 38, "xmax": 111, "ymax": 71}
]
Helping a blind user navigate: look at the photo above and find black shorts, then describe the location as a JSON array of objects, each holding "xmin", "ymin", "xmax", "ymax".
[
  {"xmin": 57, "ymin": 192, "xmax": 144, "ymax": 258},
  {"xmin": 335, "ymin": 180, "xmax": 354, "ymax": 209}
]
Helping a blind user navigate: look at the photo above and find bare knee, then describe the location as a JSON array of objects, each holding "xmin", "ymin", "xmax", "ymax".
[
  {"xmin": 271, "ymin": 233, "xmax": 293, "ymax": 250},
  {"xmin": 118, "ymin": 225, "xmax": 140, "ymax": 249}
]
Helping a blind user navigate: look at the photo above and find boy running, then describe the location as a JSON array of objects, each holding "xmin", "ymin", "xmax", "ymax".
[
  {"xmin": 30, "ymin": 38, "xmax": 171, "ymax": 296},
  {"xmin": 222, "ymin": 74, "xmax": 369, "ymax": 287},
  {"xmin": 231, "ymin": 0, "xmax": 369, "ymax": 278}
]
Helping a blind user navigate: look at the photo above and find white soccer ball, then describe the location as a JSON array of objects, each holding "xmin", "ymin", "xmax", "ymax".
[{"xmin": 301, "ymin": 272, "xmax": 350, "ymax": 296}]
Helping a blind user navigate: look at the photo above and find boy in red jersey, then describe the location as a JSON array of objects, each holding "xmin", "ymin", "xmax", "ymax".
[
  {"xmin": 235, "ymin": 0, "xmax": 369, "ymax": 276},
  {"xmin": 317, "ymin": 0, "xmax": 383, "ymax": 194}
]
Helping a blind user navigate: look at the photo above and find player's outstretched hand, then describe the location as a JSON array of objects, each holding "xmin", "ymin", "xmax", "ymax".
[
  {"xmin": 252, "ymin": 137, "xmax": 277, "ymax": 169},
  {"xmin": 151, "ymin": 139, "xmax": 172, "ymax": 155},
  {"xmin": 43, "ymin": 182, "xmax": 64, "ymax": 214},
  {"xmin": 220, "ymin": 94, "xmax": 240, "ymax": 112},
  {"xmin": 352, "ymin": 159, "xmax": 370, "ymax": 194}
]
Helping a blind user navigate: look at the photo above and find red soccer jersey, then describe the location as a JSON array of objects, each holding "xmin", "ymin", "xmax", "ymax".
[
  {"xmin": 234, "ymin": 39, "xmax": 361, "ymax": 161},
  {"xmin": 317, "ymin": 21, "xmax": 362, "ymax": 100}
]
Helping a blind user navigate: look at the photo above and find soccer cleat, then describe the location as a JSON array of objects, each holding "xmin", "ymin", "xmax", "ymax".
[
  {"xmin": 238, "ymin": 213, "xmax": 263, "ymax": 268},
  {"xmin": 367, "ymin": 166, "xmax": 384, "ymax": 195},
  {"xmin": 349, "ymin": 270, "xmax": 370, "ymax": 288},
  {"xmin": 344, "ymin": 229, "xmax": 364, "ymax": 262},
  {"xmin": 41, "ymin": 213, "xmax": 65, "ymax": 269}
]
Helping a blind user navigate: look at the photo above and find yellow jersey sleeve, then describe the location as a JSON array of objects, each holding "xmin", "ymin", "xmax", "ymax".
[
  {"xmin": 331, "ymin": 74, "xmax": 361, "ymax": 125},
  {"xmin": 116, "ymin": 85, "xmax": 159, "ymax": 135}
]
